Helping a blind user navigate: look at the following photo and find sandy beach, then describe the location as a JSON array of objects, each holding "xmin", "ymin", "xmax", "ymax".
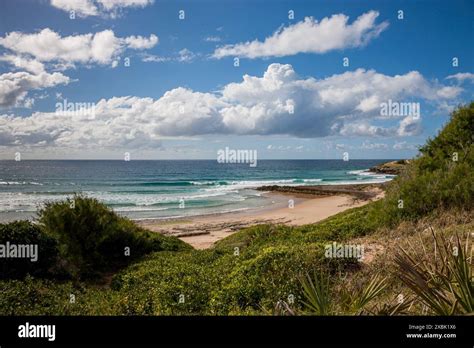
[{"xmin": 138, "ymin": 184, "xmax": 385, "ymax": 249}]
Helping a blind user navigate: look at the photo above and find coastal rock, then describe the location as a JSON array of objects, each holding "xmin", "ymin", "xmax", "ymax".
[
  {"xmin": 256, "ymin": 184, "xmax": 382, "ymax": 200},
  {"xmin": 369, "ymin": 160, "xmax": 409, "ymax": 175}
]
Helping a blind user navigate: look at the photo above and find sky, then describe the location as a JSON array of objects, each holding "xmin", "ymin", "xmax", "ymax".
[{"xmin": 0, "ymin": 0, "xmax": 472, "ymax": 160}]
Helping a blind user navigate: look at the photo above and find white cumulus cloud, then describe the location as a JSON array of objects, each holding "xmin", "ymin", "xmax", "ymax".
[
  {"xmin": 0, "ymin": 71, "xmax": 70, "ymax": 108},
  {"xmin": 0, "ymin": 29, "xmax": 159, "ymax": 67},
  {"xmin": 213, "ymin": 11, "xmax": 388, "ymax": 59},
  {"xmin": 124, "ymin": 34, "xmax": 159, "ymax": 49},
  {"xmin": 0, "ymin": 55, "xmax": 46, "ymax": 74}
]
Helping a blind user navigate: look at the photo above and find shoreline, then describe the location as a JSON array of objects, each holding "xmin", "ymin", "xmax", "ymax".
[{"xmin": 138, "ymin": 183, "xmax": 385, "ymax": 249}]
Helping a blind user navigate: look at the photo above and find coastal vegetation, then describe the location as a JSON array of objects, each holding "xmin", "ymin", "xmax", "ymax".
[{"xmin": 0, "ymin": 103, "xmax": 472, "ymax": 315}]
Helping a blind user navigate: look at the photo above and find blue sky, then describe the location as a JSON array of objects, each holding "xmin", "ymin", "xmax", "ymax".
[{"xmin": 0, "ymin": 0, "xmax": 472, "ymax": 159}]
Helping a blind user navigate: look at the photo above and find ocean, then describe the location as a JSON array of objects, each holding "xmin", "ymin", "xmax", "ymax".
[{"xmin": 0, "ymin": 160, "xmax": 395, "ymax": 222}]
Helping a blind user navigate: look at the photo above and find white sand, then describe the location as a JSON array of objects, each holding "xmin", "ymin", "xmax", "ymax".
[{"xmin": 138, "ymin": 191, "xmax": 379, "ymax": 249}]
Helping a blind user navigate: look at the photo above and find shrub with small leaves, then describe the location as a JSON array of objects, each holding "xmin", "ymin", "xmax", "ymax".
[{"xmin": 0, "ymin": 221, "xmax": 59, "ymax": 279}]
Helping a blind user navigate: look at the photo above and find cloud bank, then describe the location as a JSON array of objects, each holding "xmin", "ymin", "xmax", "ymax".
[{"xmin": 0, "ymin": 63, "xmax": 462, "ymax": 149}]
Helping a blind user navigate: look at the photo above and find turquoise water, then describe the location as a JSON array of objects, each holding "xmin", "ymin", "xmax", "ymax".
[{"xmin": 0, "ymin": 160, "xmax": 394, "ymax": 222}]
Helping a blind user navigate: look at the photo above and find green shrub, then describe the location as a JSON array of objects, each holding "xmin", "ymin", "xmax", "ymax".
[
  {"xmin": 38, "ymin": 195, "xmax": 190, "ymax": 278},
  {"xmin": 419, "ymin": 102, "xmax": 473, "ymax": 171},
  {"xmin": 378, "ymin": 103, "xmax": 474, "ymax": 224},
  {"xmin": 0, "ymin": 221, "xmax": 59, "ymax": 279},
  {"xmin": 214, "ymin": 224, "xmax": 301, "ymax": 256},
  {"xmin": 111, "ymin": 250, "xmax": 231, "ymax": 315},
  {"xmin": 299, "ymin": 203, "xmax": 383, "ymax": 242},
  {"xmin": 0, "ymin": 276, "xmax": 73, "ymax": 315},
  {"xmin": 214, "ymin": 243, "xmax": 354, "ymax": 313},
  {"xmin": 0, "ymin": 275, "xmax": 122, "ymax": 315}
]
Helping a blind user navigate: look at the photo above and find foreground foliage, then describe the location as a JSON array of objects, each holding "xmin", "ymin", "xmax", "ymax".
[
  {"xmin": 1, "ymin": 196, "xmax": 190, "ymax": 280},
  {"xmin": 0, "ymin": 221, "xmax": 58, "ymax": 279},
  {"xmin": 395, "ymin": 229, "xmax": 473, "ymax": 315}
]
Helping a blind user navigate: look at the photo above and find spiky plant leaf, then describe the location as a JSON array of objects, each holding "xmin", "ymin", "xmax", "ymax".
[
  {"xmin": 394, "ymin": 229, "xmax": 473, "ymax": 315},
  {"xmin": 300, "ymin": 270, "xmax": 331, "ymax": 315}
]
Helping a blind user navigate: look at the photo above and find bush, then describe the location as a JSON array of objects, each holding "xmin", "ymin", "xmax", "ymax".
[
  {"xmin": 0, "ymin": 221, "xmax": 59, "ymax": 279},
  {"xmin": 111, "ymin": 250, "xmax": 232, "ymax": 315},
  {"xmin": 215, "ymin": 243, "xmax": 355, "ymax": 313},
  {"xmin": 379, "ymin": 102, "xmax": 474, "ymax": 224},
  {"xmin": 214, "ymin": 224, "xmax": 300, "ymax": 256},
  {"xmin": 0, "ymin": 276, "xmax": 122, "ymax": 315},
  {"xmin": 38, "ymin": 195, "xmax": 190, "ymax": 278}
]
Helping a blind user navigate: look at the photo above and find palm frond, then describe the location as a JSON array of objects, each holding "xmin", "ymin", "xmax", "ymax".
[
  {"xmin": 394, "ymin": 229, "xmax": 473, "ymax": 315},
  {"xmin": 300, "ymin": 270, "xmax": 331, "ymax": 315},
  {"xmin": 351, "ymin": 275, "xmax": 388, "ymax": 313}
]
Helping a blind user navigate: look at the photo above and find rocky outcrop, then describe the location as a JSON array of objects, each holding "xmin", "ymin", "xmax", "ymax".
[
  {"xmin": 256, "ymin": 183, "xmax": 383, "ymax": 200},
  {"xmin": 369, "ymin": 160, "xmax": 409, "ymax": 175}
]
